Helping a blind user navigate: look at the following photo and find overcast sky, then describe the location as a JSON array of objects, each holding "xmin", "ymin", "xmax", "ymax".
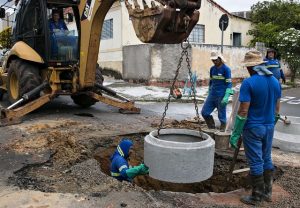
[
  {"xmin": 214, "ymin": 0, "xmax": 272, "ymax": 12},
  {"xmin": 0, "ymin": 0, "xmax": 273, "ymax": 12}
]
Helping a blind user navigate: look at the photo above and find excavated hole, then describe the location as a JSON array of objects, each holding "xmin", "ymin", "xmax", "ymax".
[
  {"xmin": 94, "ymin": 133, "xmax": 250, "ymax": 193},
  {"xmin": 10, "ymin": 130, "xmax": 281, "ymax": 195}
]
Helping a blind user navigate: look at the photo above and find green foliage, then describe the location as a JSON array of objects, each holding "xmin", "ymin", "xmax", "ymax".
[
  {"xmin": 248, "ymin": 23, "xmax": 280, "ymax": 46},
  {"xmin": 277, "ymin": 28, "xmax": 300, "ymax": 82},
  {"xmin": 248, "ymin": 0, "xmax": 300, "ymax": 48},
  {"xmin": 0, "ymin": 27, "xmax": 12, "ymax": 49}
]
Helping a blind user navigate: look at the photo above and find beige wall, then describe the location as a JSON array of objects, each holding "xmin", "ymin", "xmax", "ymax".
[
  {"xmin": 191, "ymin": 45, "xmax": 252, "ymax": 80},
  {"xmin": 120, "ymin": 1, "xmax": 143, "ymax": 46},
  {"xmin": 230, "ymin": 16, "xmax": 253, "ymax": 46},
  {"xmin": 123, "ymin": 44, "xmax": 255, "ymax": 81}
]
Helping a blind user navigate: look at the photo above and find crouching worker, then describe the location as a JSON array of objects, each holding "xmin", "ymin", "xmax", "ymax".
[
  {"xmin": 230, "ymin": 50, "xmax": 281, "ymax": 205},
  {"xmin": 110, "ymin": 139, "xmax": 149, "ymax": 182}
]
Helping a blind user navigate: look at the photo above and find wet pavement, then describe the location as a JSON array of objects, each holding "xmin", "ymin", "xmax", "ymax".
[{"xmin": 280, "ymin": 88, "xmax": 300, "ymax": 117}]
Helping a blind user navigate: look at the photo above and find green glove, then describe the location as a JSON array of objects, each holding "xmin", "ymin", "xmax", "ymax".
[
  {"xmin": 275, "ymin": 114, "xmax": 280, "ymax": 125},
  {"xmin": 230, "ymin": 115, "xmax": 247, "ymax": 149},
  {"xmin": 221, "ymin": 88, "xmax": 234, "ymax": 106},
  {"xmin": 126, "ymin": 164, "xmax": 149, "ymax": 179},
  {"xmin": 139, "ymin": 164, "xmax": 149, "ymax": 175}
]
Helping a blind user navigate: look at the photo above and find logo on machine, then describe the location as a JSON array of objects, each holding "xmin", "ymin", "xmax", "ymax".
[{"xmin": 81, "ymin": 0, "xmax": 95, "ymax": 21}]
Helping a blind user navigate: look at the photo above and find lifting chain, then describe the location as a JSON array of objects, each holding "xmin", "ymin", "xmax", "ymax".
[{"xmin": 157, "ymin": 38, "xmax": 203, "ymax": 137}]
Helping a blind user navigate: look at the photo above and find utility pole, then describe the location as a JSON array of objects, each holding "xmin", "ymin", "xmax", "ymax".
[
  {"xmin": 6, "ymin": 13, "xmax": 9, "ymax": 27},
  {"xmin": 219, "ymin": 14, "xmax": 229, "ymax": 54},
  {"xmin": 221, "ymin": 20, "xmax": 224, "ymax": 53}
]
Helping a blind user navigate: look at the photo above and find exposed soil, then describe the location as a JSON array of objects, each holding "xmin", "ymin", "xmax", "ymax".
[
  {"xmin": 94, "ymin": 133, "xmax": 250, "ymax": 194},
  {"xmin": 3, "ymin": 119, "xmax": 300, "ymax": 208}
]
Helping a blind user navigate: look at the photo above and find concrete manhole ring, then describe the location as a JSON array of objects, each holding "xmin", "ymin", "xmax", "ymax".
[{"xmin": 144, "ymin": 129, "xmax": 215, "ymax": 183}]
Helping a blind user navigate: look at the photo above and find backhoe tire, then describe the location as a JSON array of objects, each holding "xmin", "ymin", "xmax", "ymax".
[
  {"xmin": 7, "ymin": 59, "xmax": 41, "ymax": 104},
  {"xmin": 71, "ymin": 65, "xmax": 104, "ymax": 108}
]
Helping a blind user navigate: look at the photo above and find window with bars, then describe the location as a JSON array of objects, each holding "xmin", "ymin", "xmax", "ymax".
[
  {"xmin": 101, "ymin": 19, "xmax": 113, "ymax": 40},
  {"xmin": 188, "ymin": 24, "xmax": 205, "ymax": 44}
]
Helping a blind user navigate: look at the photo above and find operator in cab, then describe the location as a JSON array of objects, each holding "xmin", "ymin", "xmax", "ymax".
[
  {"xmin": 49, "ymin": 10, "xmax": 68, "ymax": 34},
  {"xmin": 110, "ymin": 139, "xmax": 149, "ymax": 182}
]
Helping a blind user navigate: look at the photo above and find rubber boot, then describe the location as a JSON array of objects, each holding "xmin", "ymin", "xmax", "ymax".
[
  {"xmin": 220, "ymin": 123, "xmax": 226, "ymax": 131},
  {"xmin": 204, "ymin": 116, "xmax": 215, "ymax": 129},
  {"xmin": 240, "ymin": 175, "xmax": 265, "ymax": 206},
  {"xmin": 0, "ymin": 89, "xmax": 4, "ymax": 101},
  {"xmin": 264, "ymin": 170, "xmax": 273, "ymax": 202}
]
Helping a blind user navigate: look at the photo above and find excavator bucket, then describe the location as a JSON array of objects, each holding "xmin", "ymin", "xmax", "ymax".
[{"xmin": 125, "ymin": 0, "xmax": 201, "ymax": 44}]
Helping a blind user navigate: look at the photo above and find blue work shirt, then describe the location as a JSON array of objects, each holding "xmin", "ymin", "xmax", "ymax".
[
  {"xmin": 49, "ymin": 19, "xmax": 68, "ymax": 32},
  {"xmin": 264, "ymin": 58, "xmax": 282, "ymax": 80},
  {"xmin": 239, "ymin": 74, "xmax": 281, "ymax": 129},
  {"xmin": 209, "ymin": 64, "xmax": 232, "ymax": 97},
  {"xmin": 110, "ymin": 140, "xmax": 133, "ymax": 182},
  {"xmin": 111, "ymin": 154, "xmax": 131, "ymax": 181}
]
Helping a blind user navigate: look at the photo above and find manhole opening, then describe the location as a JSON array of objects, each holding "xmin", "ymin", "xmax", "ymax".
[{"xmin": 94, "ymin": 133, "xmax": 250, "ymax": 194}]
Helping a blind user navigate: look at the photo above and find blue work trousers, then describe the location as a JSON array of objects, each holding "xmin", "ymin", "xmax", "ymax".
[
  {"xmin": 242, "ymin": 125, "xmax": 275, "ymax": 176},
  {"xmin": 201, "ymin": 95, "xmax": 226, "ymax": 124}
]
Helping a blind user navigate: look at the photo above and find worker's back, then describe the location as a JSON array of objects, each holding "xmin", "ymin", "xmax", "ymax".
[{"xmin": 239, "ymin": 74, "xmax": 281, "ymax": 128}]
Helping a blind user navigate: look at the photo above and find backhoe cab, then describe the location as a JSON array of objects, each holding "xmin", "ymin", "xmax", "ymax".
[{"xmin": 0, "ymin": 0, "xmax": 201, "ymax": 126}]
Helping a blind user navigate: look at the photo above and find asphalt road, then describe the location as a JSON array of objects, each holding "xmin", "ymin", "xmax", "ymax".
[
  {"xmin": 0, "ymin": 87, "xmax": 298, "ymax": 124},
  {"xmin": 280, "ymin": 88, "xmax": 300, "ymax": 117}
]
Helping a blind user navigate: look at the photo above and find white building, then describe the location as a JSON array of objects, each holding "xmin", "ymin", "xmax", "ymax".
[
  {"xmin": 0, "ymin": 0, "xmax": 15, "ymax": 32},
  {"xmin": 99, "ymin": 0, "xmax": 253, "ymax": 76}
]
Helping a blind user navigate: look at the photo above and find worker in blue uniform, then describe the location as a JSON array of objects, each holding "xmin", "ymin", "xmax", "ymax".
[
  {"xmin": 230, "ymin": 50, "xmax": 281, "ymax": 205},
  {"xmin": 264, "ymin": 48, "xmax": 286, "ymax": 84},
  {"xmin": 201, "ymin": 51, "xmax": 233, "ymax": 131},
  {"xmin": 110, "ymin": 139, "xmax": 149, "ymax": 182}
]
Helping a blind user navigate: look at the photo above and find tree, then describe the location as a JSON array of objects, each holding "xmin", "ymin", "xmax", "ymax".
[
  {"xmin": 277, "ymin": 28, "xmax": 300, "ymax": 82},
  {"xmin": 248, "ymin": 0, "xmax": 300, "ymax": 82},
  {"xmin": 0, "ymin": 27, "xmax": 12, "ymax": 49},
  {"xmin": 248, "ymin": 0, "xmax": 300, "ymax": 48}
]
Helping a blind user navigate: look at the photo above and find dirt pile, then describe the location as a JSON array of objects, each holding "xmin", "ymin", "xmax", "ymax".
[
  {"xmin": 151, "ymin": 118, "xmax": 206, "ymax": 131},
  {"xmin": 10, "ymin": 130, "xmax": 89, "ymax": 167}
]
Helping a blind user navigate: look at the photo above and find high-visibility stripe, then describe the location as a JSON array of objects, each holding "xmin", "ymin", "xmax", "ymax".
[
  {"xmin": 266, "ymin": 65, "xmax": 280, "ymax": 68},
  {"xmin": 225, "ymin": 79, "xmax": 232, "ymax": 82},
  {"xmin": 212, "ymin": 75, "xmax": 225, "ymax": 80},
  {"xmin": 119, "ymin": 165, "xmax": 128, "ymax": 172},
  {"xmin": 117, "ymin": 145, "xmax": 124, "ymax": 157},
  {"xmin": 111, "ymin": 172, "xmax": 121, "ymax": 177}
]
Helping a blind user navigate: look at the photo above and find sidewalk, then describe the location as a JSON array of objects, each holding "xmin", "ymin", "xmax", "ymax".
[
  {"xmin": 103, "ymin": 77, "xmax": 209, "ymax": 102},
  {"xmin": 103, "ymin": 76, "xmax": 294, "ymax": 103}
]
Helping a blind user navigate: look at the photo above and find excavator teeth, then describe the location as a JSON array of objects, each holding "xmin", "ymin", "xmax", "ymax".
[
  {"xmin": 133, "ymin": 0, "xmax": 141, "ymax": 9},
  {"xmin": 142, "ymin": 0, "xmax": 149, "ymax": 8},
  {"xmin": 154, "ymin": 0, "xmax": 166, "ymax": 6},
  {"xmin": 150, "ymin": 1, "xmax": 156, "ymax": 8},
  {"xmin": 125, "ymin": 0, "xmax": 132, "ymax": 8},
  {"xmin": 126, "ymin": 0, "xmax": 200, "ymax": 43}
]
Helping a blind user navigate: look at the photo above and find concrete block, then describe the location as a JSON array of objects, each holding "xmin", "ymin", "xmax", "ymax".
[
  {"xmin": 144, "ymin": 129, "xmax": 215, "ymax": 183},
  {"xmin": 123, "ymin": 44, "xmax": 151, "ymax": 80}
]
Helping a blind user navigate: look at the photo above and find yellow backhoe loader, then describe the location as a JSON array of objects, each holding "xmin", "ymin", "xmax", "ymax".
[{"xmin": 0, "ymin": 0, "xmax": 201, "ymax": 126}]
